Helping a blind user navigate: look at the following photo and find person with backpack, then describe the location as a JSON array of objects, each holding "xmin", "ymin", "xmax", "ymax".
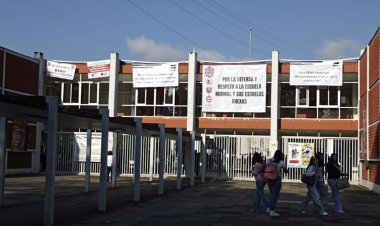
[
  {"xmin": 298, "ymin": 152, "xmax": 327, "ymax": 213},
  {"xmin": 267, "ymin": 149, "xmax": 288, "ymax": 217},
  {"xmin": 299, "ymin": 156, "xmax": 328, "ymax": 215},
  {"xmin": 251, "ymin": 152, "xmax": 269, "ymax": 213}
]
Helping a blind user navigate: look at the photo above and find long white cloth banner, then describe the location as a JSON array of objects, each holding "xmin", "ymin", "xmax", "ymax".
[
  {"xmin": 290, "ymin": 60, "xmax": 343, "ymax": 86},
  {"xmin": 133, "ymin": 63, "xmax": 179, "ymax": 88},
  {"xmin": 202, "ymin": 64, "xmax": 267, "ymax": 113},
  {"xmin": 74, "ymin": 132, "xmax": 113, "ymax": 162},
  {"xmin": 46, "ymin": 61, "xmax": 76, "ymax": 80},
  {"xmin": 87, "ymin": 60, "xmax": 110, "ymax": 79}
]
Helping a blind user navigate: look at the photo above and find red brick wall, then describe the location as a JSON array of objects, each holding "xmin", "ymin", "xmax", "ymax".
[
  {"xmin": 368, "ymin": 122, "xmax": 380, "ymax": 159},
  {"xmin": 0, "ymin": 49, "xmax": 3, "ymax": 87},
  {"xmin": 369, "ymin": 33, "xmax": 380, "ymax": 87},
  {"xmin": 5, "ymin": 53, "xmax": 39, "ymax": 95},
  {"xmin": 359, "ymin": 51, "xmax": 368, "ymax": 98},
  {"xmin": 359, "ymin": 95, "xmax": 367, "ymax": 129},
  {"xmin": 368, "ymin": 82, "xmax": 380, "ymax": 124}
]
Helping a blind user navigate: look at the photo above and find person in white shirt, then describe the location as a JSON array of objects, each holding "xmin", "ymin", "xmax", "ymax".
[{"xmin": 107, "ymin": 151, "xmax": 113, "ymax": 182}]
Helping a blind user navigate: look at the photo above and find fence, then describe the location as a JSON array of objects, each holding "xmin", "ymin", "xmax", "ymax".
[{"xmin": 55, "ymin": 132, "xmax": 359, "ymax": 183}]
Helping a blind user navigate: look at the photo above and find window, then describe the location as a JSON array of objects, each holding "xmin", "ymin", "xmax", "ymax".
[
  {"xmin": 297, "ymin": 86, "xmax": 308, "ymax": 106},
  {"xmin": 318, "ymin": 86, "xmax": 338, "ymax": 106},
  {"xmin": 99, "ymin": 83, "xmax": 109, "ymax": 104},
  {"xmin": 62, "ymin": 83, "xmax": 79, "ymax": 103}
]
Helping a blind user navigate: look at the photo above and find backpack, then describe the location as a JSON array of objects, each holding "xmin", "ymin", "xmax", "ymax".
[{"xmin": 262, "ymin": 161, "xmax": 279, "ymax": 181}]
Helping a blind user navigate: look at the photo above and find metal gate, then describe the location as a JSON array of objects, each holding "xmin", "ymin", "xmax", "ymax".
[
  {"xmin": 281, "ymin": 136, "xmax": 359, "ymax": 183},
  {"xmin": 205, "ymin": 135, "xmax": 270, "ymax": 179},
  {"xmin": 56, "ymin": 132, "xmax": 185, "ymax": 178}
]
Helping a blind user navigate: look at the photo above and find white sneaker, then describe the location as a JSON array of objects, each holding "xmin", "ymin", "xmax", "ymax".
[
  {"xmin": 269, "ymin": 211, "xmax": 280, "ymax": 217},
  {"xmin": 321, "ymin": 212, "xmax": 328, "ymax": 216}
]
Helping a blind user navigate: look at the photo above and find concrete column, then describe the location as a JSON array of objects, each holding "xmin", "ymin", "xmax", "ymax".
[
  {"xmin": 189, "ymin": 131, "xmax": 195, "ymax": 186},
  {"xmin": 44, "ymin": 96, "xmax": 58, "ymax": 226},
  {"xmin": 176, "ymin": 128, "xmax": 183, "ymax": 190},
  {"xmin": 98, "ymin": 109, "xmax": 109, "ymax": 212},
  {"xmin": 269, "ymin": 50, "xmax": 279, "ymax": 158},
  {"xmin": 148, "ymin": 137, "xmax": 155, "ymax": 181},
  {"xmin": 187, "ymin": 51, "xmax": 197, "ymax": 132},
  {"xmin": 108, "ymin": 52, "xmax": 119, "ymax": 117},
  {"xmin": 133, "ymin": 118, "xmax": 142, "ymax": 202},
  {"xmin": 33, "ymin": 52, "xmax": 46, "ymax": 174},
  {"xmin": 158, "ymin": 124, "xmax": 165, "ymax": 195},
  {"xmin": 0, "ymin": 117, "xmax": 6, "ymax": 207},
  {"xmin": 201, "ymin": 133, "xmax": 206, "ymax": 183},
  {"xmin": 84, "ymin": 129, "xmax": 92, "ymax": 193},
  {"xmin": 108, "ymin": 53, "xmax": 119, "ymax": 188}
]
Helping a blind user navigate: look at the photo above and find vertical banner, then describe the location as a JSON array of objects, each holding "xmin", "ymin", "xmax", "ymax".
[
  {"xmin": 87, "ymin": 60, "xmax": 110, "ymax": 79},
  {"xmin": 46, "ymin": 61, "xmax": 76, "ymax": 80},
  {"xmin": 11, "ymin": 119, "xmax": 27, "ymax": 152},
  {"xmin": 132, "ymin": 63, "xmax": 179, "ymax": 88},
  {"xmin": 290, "ymin": 60, "xmax": 343, "ymax": 86},
  {"xmin": 287, "ymin": 142, "xmax": 314, "ymax": 168},
  {"xmin": 202, "ymin": 64, "xmax": 267, "ymax": 112}
]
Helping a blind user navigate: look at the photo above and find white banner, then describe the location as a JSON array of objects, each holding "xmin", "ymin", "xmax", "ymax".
[
  {"xmin": 74, "ymin": 133, "xmax": 113, "ymax": 162},
  {"xmin": 87, "ymin": 60, "xmax": 110, "ymax": 79},
  {"xmin": 46, "ymin": 61, "xmax": 76, "ymax": 80},
  {"xmin": 132, "ymin": 63, "xmax": 179, "ymax": 88},
  {"xmin": 290, "ymin": 60, "xmax": 343, "ymax": 86},
  {"xmin": 202, "ymin": 64, "xmax": 267, "ymax": 113}
]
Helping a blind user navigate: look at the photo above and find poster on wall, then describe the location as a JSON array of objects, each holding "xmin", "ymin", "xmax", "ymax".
[
  {"xmin": 11, "ymin": 119, "xmax": 27, "ymax": 152},
  {"xmin": 132, "ymin": 63, "xmax": 179, "ymax": 88},
  {"xmin": 290, "ymin": 60, "xmax": 342, "ymax": 86},
  {"xmin": 46, "ymin": 61, "xmax": 76, "ymax": 80},
  {"xmin": 287, "ymin": 142, "xmax": 315, "ymax": 168},
  {"xmin": 74, "ymin": 132, "xmax": 113, "ymax": 162},
  {"xmin": 201, "ymin": 64, "xmax": 267, "ymax": 113},
  {"xmin": 87, "ymin": 60, "xmax": 110, "ymax": 79}
]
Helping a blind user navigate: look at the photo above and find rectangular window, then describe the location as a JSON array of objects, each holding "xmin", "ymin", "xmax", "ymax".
[
  {"xmin": 90, "ymin": 83, "xmax": 97, "ymax": 103},
  {"xmin": 297, "ymin": 86, "xmax": 308, "ymax": 106},
  {"xmin": 62, "ymin": 83, "xmax": 79, "ymax": 103},
  {"xmin": 99, "ymin": 83, "xmax": 109, "ymax": 104},
  {"xmin": 81, "ymin": 83, "xmax": 89, "ymax": 104},
  {"xmin": 318, "ymin": 86, "xmax": 339, "ymax": 107}
]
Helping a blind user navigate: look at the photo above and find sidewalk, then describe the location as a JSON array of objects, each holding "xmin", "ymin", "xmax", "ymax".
[{"xmin": 1, "ymin": 175, "xmax": 380, "ymax": 226}]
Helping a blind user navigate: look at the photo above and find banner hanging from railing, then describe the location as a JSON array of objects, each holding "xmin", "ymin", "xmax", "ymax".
[
  {"xmin": 290, "ymin": 60, "xmax": 343, "ymax": 86},
  {"xmin": 202, "ymin": 64, "xmax": 266, "ymax": 113},
  {"xmin": 87, "ymin": 60, "xmax": 110, "ymax": 79},
  {"xmin": 132, "ymin": 63, "xmax": 179, "ymax": 88},
  {"xmin": 46, "ymin": 61, "xmax": 76, "ymax": 80}
]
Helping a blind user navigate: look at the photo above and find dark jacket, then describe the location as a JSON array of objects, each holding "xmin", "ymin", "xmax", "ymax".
[{"xmin": 327, "ymin": 161, "xmax": 344, "ymax": 179}]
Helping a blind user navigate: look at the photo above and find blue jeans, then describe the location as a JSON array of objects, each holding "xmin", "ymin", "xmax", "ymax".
[
  {"xmin": 253, "ymin": 180, "xmax": 268, "ymax": 212},
  {"xmin": 325, "ymin": 179, "xmax": 343, "ymax": 212},
  {"xmin": 299, "ymin": 182, "xmax": 326, "ymax": 212},
  {"xmin": 299, "ymin": 183, "xmax": 325, "ymax": 214},
  {"xmin": 268, "ymin": 177, "xmax": 282, "ymax": 211}
]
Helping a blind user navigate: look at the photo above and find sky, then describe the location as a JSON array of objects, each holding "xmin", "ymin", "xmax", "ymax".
[{"xmin": 1, "ymin": 0, "xmax": 379, "ymax": 62}]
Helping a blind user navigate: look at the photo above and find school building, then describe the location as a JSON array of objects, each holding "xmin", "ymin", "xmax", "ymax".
[{"xmin": 0, "ymin": 27, "xmax": 379, "ymax": 194}]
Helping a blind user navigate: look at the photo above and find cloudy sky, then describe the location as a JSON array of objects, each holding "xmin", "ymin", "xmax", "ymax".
[{"xmin": 1, "ymin": 0, "xmax": 379, "ymax": 62}]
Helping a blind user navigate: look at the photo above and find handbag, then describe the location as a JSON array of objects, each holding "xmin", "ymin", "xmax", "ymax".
[
  {"xmin": 336, "ymin": 177, "xmax": 350, "ymax": 190},
  {"xmin": 301, "ymin": 174, "xmax": 316, "ymax": 186}
]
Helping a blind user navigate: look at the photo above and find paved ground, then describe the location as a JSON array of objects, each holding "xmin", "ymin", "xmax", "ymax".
[{"xmin": 1, "ymin": 175, "xmax": 380, "ymax": 226}]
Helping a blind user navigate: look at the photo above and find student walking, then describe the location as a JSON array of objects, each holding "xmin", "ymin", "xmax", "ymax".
[
  {"xmin": 325, "ymin": 153, "xmax": 345, "ymax": 213},
  {"xmin": 107, "ymin": 151, "xmax": 113, "ymax": 182},
  {"xmin": 298, "ymin": 152, "xmax": 327, "ymax": 213},
  {"xmin": 299, "ymin": 156, "xmax": 328, "ymax": 216},
  {"xmin": 267, "ymin": 149, "xmax": 288, "ymax": 217},
  {"xmin": 251, "ymin": 152, "xmax": 269, "ymax": 213}
]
